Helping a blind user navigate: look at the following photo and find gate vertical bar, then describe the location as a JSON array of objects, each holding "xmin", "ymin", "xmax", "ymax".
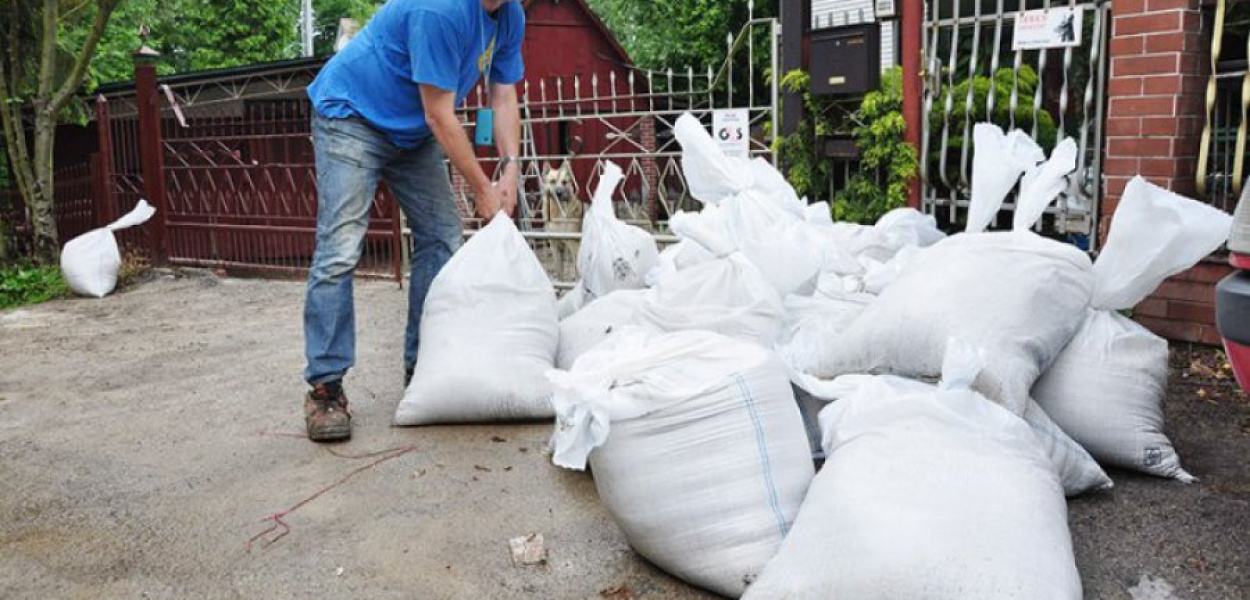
[
  {"xmin": 1088, "ymin": 1, "xmax": 1109, "ymax": 249},
  {"xmin": 135, "ymin": 51, "xmax": 170, "ymax": 264},
  {"xmin": 903, "ymin": 0, "xmax": 924, "ymax": 207},
  {"xmin": 94, "ymin": 96, "xmax": 117, "ymax": 226}
]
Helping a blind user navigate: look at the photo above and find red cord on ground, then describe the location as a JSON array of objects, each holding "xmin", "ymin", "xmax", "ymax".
[{"xmin": 246, "ymin": 442, "xmax": 417, "ymax": 552}]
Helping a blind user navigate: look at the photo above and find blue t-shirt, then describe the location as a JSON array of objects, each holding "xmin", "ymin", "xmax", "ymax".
[{"xmin": 309, "ymin": 0, "xmax": 526, "ymax": 148}]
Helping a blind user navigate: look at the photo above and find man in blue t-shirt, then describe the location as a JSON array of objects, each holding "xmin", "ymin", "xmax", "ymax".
[{"xmin": 301, "ymin": 0, "xmax": 526, "ymax": 441}]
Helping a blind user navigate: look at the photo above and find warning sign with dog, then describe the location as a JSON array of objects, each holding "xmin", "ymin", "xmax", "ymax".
[{"xmin": 1013, "ymin": 6, "xmax": 1083, "ymax": 51}]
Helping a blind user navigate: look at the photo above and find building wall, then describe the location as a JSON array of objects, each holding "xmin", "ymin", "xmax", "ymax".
[{"xmin": 811, "ymin": 0, "xmax": 896, "ymax": 71}]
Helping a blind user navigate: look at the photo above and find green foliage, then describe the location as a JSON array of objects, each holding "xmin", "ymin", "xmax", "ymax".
[
  {"xmin": 927, "ymin": 65, "xmax": 1058, "ymax": 185},
  {"xmin": 0, "ymin": 263, "xmax": 69, "ymax": 309},
  {"xmin": 314, "ymin": 0, "xmax": 383, "ymax": 57},
  {"xmin": 833, "ymin": 68, "xmax": 917, "ymax": 223},
  {"xmin": 773, "ymin": 70, "xmax": 830, "ymax": 202},
  {"xmin": 775, "ymin": 67, "xmax": 917, "ymax": 224},
  {"xmin": 168, "ymin": 1, "xmax": 300, "ymax": 72},
  {"xmin": 83, "ymin": 0, "xmax": 300, "ymax": 84},
  {"xmin": 70, "ymin": 0, "xmax": 173, "ymax": 84},
  {"xmin": 586, "ymin": 0, "xmax": 775, "ymax": 70}
]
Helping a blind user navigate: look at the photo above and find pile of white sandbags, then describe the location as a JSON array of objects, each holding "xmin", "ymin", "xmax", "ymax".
[{"xmin": 395, "ymin": 113, "xmax": 1228, "ymax": 599}]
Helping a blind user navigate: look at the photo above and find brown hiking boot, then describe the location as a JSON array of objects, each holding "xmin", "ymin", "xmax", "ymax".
[{"xmin": 305, "ymin": 382, "xmax": 351, "ymax": 442}]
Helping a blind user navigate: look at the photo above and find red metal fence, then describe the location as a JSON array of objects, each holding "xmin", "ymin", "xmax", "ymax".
[
  {"xmin": 1, "ymin": 61, "xmax": 403, "ymax": 281},
  {"xmin": 53, "ymin": 163, "xmax": 96, "ymax": 242},
  {"xmin": 159, "ymin": 98, "xmax": 400, "ymax": 279}
]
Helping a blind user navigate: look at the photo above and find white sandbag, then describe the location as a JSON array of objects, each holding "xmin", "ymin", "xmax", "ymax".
[
  {"xmin": 745, "ymin": 342, "xmax": 1081, "ymax": 600},
  {"xmin": 968, "ymin": 124, "xmax": 1044, "ymax": 233},
  {"xmin": 1034, "ymin": 313, "xmax": 1184, "ymax": 479},
  {"xmin": 556, "ymin": 289, "xmax": 647, "ymax": 370},
  {"xmin": 790, "ymin": 366, "xmax": 1112, "ymax": 496},
  {"xmin": 555, "ymin": 291, "xmax": 580, "ymax": 320},
  {"xmin": 814, "ymin": 271, "xmax": 866, "ymax": 298},
  {"xmin": 1092, "ymin": 176, "xmax": 1234, "ymax": 309},
  {"xmin": 859, "ymin": 245, "xmax": 922, "ymax": 295},
  {"xmin": 828, "ymin": 222, "xmax": 898, "ymax": 263},
  {"xmin": 634, "ymin": 252, "xmax": 785, "ymax": 347},
  {"xmin": 60, "ymin": 200, "xmax": 156, "ymax": 298},
  {"xmin": 803, "ymin": 201, "xmax": 834, "ymax": 227},
  {"xmin": 778, "ymin": 292, "xmax": 872, "ymax": 377},
  {"xmin": 1014, "ymin": 137, "xmax": 1077, "ymax": 231},
  {"xmin": 550, "ymin": 328, "xmax": 814, "ymax": 598},
  {"xmin": 875, "ymin": 207, "xmax": 946, "ymax": 249},
  {"xmin": 747, "ymin": 157, "xmax": 806, "ymax": 218},
  {"xmin": 644, "ymin": 239, "xmax": 713, "ymax": 287},
  {"xmin": 674, "ymin": 113, "xmax": 753, "ymax": 205},
  {"xmin": 561, "ymin": 162, "xmax": 660, "ymax": 318},
  {"xmin": 803, "ymin": 230, "xmax": 1094, "ymax": 415},
  {"xmin": 722, "ymin": 191, "xmax": 823, "ymax": 296},
  {"xmin": 668, "ymin": 205, "xmax": 736, "ymax": 258},
  {"xmin": 394, "ymin": 213, "xmax": 558, "ymax": 425},
  {"xmin": 1021, "ymin": 396, "xmax": 1114, "ymax": 494},
  {"xmin": 1034, "ymin": 176, "xmax": 1232, "ymax": 481}
]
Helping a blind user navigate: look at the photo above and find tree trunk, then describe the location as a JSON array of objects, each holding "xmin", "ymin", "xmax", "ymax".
[{"xmin": 28, "ymin": 113, "xmax": 58, "ymax": 265}]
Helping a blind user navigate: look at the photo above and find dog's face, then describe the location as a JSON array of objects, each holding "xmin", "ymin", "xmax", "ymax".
[{"xmin": 542, "ymin": 164, "xmax": 575, "ymax": 206}]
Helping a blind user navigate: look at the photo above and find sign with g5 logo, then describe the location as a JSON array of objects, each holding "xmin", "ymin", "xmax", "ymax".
[{"xmin": 713, "ymin": 109, "xmax": 750, "ymax": 159}]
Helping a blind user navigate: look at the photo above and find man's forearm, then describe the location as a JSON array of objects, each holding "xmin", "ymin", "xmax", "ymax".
[
  {"xmin": 492, "ymin": 84, "xmax": 522, "ymax": 162},
  {"xmin": 426, "ymin": 110, "xmax": 492, "ymax": 193}
]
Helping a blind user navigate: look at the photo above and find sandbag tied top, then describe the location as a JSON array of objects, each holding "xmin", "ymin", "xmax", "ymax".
[
  {"xmin": 1014, "ymin": 137, "xmax": 1078, "ymax": 232},
  {"xmin": 393, "ymin": 213, "xmax": 558, "ymax": 425},
  {"xmin": 805, "ymin": 229, "xmax": 1094, "ymax": 416},
  {"xmin": 674, "ymin": 112, "xmax": 754, "ymax": 205},
  {"xmin": 1093, "ymin": 176, "xmax": 1233, "ymax": 311},
  {"xmin": 1033, "ymin": 177, "xmax": 1232, "ymax": 482},
  {"xmin": 61, "ymin": 199, "xmax": 157, "ymax": 298},
  {"xmin": 562, "ymin": 161, "xmax": 660, "ymax": 317},
  {"xmin": 549, "ymin": 328, "xmax": 814, "ymax": 598},
  {"xmin": 744, "ymin": 341, "xmax": 1081, "ymax": 600},
  {"xmin": 967, "ymin": 123, "xmax": 1045, "ymax": 234}
]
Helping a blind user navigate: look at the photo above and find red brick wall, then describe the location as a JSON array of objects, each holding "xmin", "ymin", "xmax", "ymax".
[
  {"xmin": 1104, "ymin": 0, "xmax": 1220, "ymax": 345},
  {"xmin": 1134, "ymin": 259, "xmax": 1231, "ymax": 346}
]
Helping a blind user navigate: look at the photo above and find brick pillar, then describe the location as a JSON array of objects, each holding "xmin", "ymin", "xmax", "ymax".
[
  {"xmin": 1103, "ymin": 0, "xmax": 1207, "ymax": 226},
  {"xmin": 1104, "ymin": 0, "xmax": 1222, "ymax": 345},
  {"xmin": 639, "ymin": 116, "xmax": 660, "ymax": 225}
]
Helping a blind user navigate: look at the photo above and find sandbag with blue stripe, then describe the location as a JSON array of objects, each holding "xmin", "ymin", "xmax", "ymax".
[{"xmin": 549, "ymin": 327, "xmax": 814, "ymax": 598}]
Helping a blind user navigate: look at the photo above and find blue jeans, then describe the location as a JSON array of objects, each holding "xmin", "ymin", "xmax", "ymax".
[{"xmin": 304, "ymin": 114, "xmax": 462, "ymax": 385}]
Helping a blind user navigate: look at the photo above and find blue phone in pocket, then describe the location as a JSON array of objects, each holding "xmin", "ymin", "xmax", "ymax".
[{"xmin": 474, "ymin": 108, "xmax": 495, "ymax": 147}]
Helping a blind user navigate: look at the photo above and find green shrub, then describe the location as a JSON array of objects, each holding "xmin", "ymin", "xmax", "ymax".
[
  {"xmin": 775, "ymin": 67, "xmax": 917, "ymax": 224},
  {"xmin": 0, "ymin": 263, "xmax": 69, "ymax": 309}
]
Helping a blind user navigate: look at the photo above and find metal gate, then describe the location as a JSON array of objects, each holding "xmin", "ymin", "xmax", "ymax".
[
  {"xmin": 85, "ymin": 15, "xmax": 779, "ymax": 284},
  {"xmin": 921, "ymin": 0, "xmax": 1110, "ymax": 245},
  {"xmin": 432, "ymin": 14, "xmax": 781, "ymax": 287}
]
